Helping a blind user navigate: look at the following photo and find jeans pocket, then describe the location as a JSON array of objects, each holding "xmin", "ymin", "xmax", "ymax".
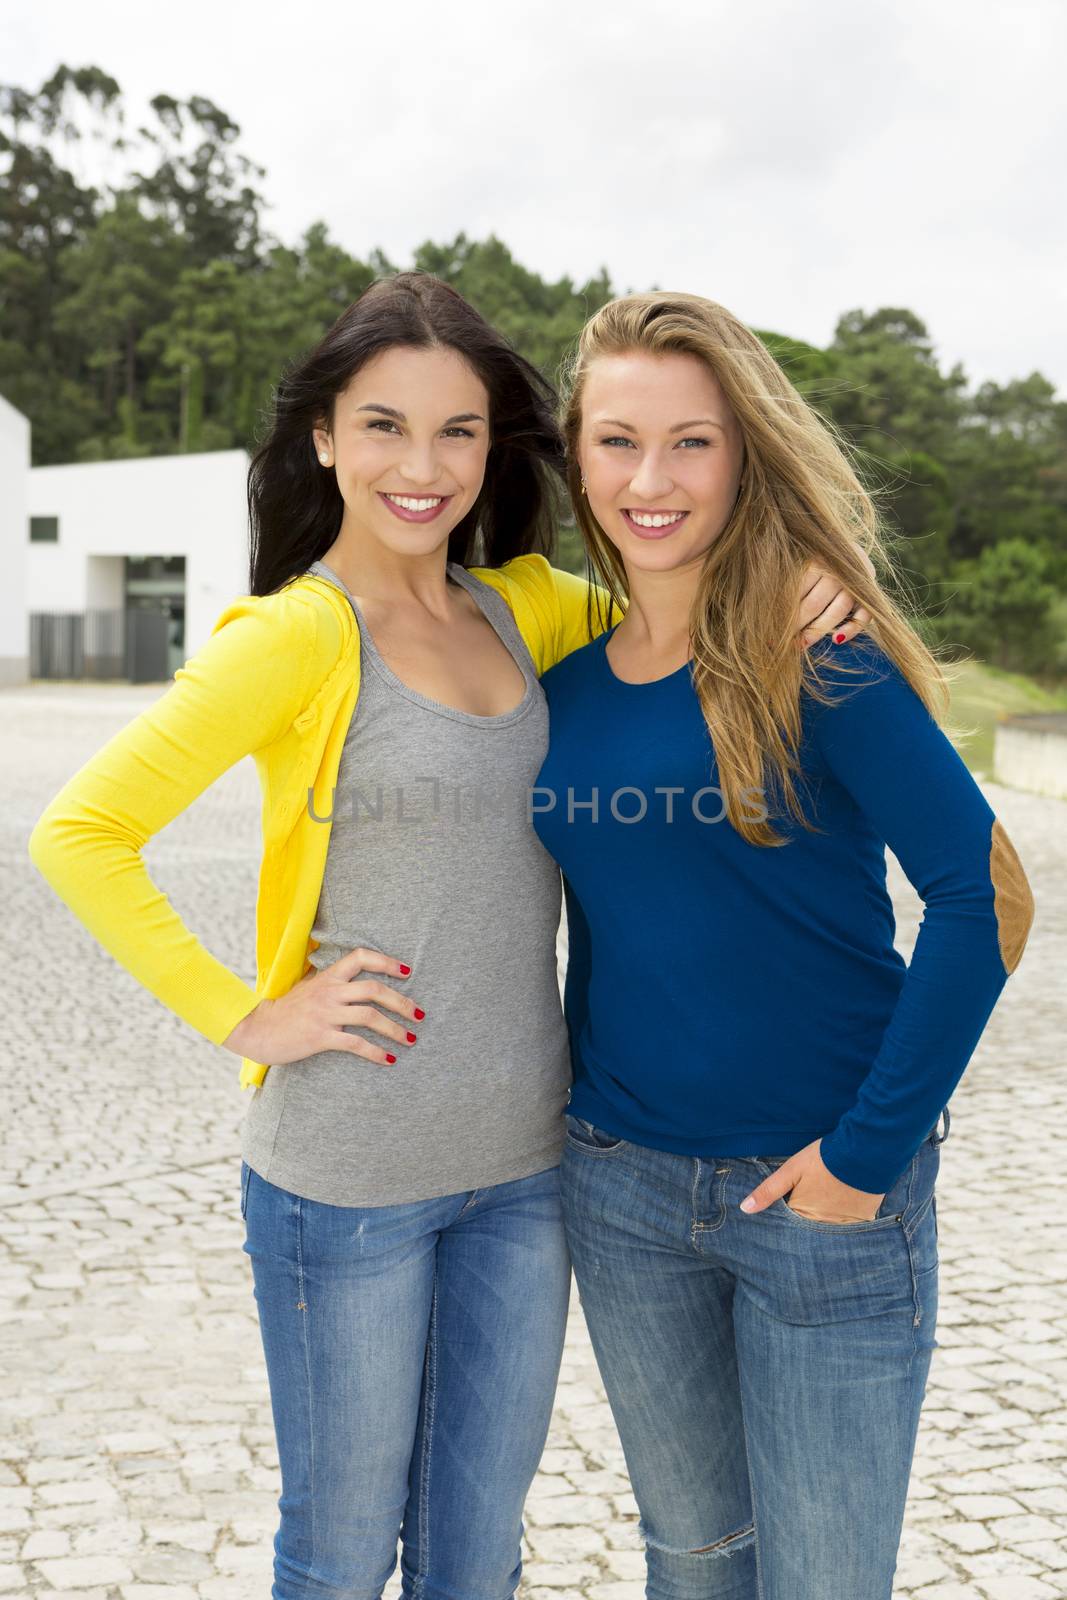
[
  {"xmin": 240, "ymin": 1159, "xmax": 252, "ymax": 1221},
  {"xmin": 750, "ymin": 1152, "xmax": 911, "ymax": 1232},
  {"xmin": 564, "ymin": 1114, "xmax": 628, "ymax": 1154}
]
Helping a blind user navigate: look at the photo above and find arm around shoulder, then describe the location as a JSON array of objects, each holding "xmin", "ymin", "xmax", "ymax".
[{"xmin": 535, "ymin": 555, "xmax": 624, "ymax": 667}]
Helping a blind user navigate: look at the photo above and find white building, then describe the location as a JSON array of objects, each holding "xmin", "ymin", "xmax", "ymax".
[
  {"xmin": 1, "ymin": 393, "xmax": 253, "ymax": 683},
  {"xmin": 29, "ymin": 449, "xmax": 251, "ymax": 679},
  {"xmin": 0, "ymin": 395, "xmax": 31, "ymax": 686}
]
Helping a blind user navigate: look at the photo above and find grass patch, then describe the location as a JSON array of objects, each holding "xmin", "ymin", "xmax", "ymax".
[{"xmin": 946, "ymin": 659, "xmax": 1067, "ymax": 774}]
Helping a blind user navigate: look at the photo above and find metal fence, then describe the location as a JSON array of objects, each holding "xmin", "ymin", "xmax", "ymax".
[{"xmin": 30, "ymin": 608, "xmax": 171, "ymax": 683}]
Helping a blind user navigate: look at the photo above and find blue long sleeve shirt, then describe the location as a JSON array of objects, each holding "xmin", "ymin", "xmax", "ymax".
[{"xmin": 533, "ymin": 628, "xmax": 1035, "ymax": 1194}]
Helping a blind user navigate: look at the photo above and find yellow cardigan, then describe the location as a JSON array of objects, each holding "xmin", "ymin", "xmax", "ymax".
[{"xmin": 27, "ymin": 554, "xmax": 617, "ymax": 1090}]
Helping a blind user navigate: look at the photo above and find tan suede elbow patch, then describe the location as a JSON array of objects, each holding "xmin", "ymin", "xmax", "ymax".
[{"xmin": 990, "ymin": 818, "xmax": 1035, "ymax": 974}]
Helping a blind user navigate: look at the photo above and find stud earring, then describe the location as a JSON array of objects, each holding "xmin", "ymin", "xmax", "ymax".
[{"xmin": 319, "ymin": 454, "xmax": 329, "ymax": 465}]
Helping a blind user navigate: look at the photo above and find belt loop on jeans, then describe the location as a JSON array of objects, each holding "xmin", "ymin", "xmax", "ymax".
[{"xmin": 931, "ymin": 1106, "xmax": 951, "ymax": 1145}]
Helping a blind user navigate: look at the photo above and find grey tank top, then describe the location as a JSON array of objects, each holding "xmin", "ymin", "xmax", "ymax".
[{"xmin": 239, "ymin": 558, "xmax": 571, "ymax": 1205}]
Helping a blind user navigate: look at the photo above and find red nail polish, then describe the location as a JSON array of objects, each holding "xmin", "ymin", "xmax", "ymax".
[
  {"xmin": 413, "ymin": 1008, "xmax": 425, "ymax": 1020},
  {"xmin": 834, "ymin": 632, "xmax": 846, "ymax": 644},
  {"xmin": 386, "ymin": 1053, "xmax": 397, "ymax": 1064},
  {"xmin": 406, "ymin": 1031, "xmax": 417, "ymax": 1043},
  {"xmin": 398, "ymin": 964, "xmax": 411, "ymax": 975}
]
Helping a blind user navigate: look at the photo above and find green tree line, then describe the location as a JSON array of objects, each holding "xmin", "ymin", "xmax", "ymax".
[{"xmin": 3, "ymin": 67, "xmax": 1065, "ymax": 678}]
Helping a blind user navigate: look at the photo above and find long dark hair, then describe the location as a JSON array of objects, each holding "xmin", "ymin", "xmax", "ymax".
[{"xmin": 248, "ymin": 272, "xmax": 567, "ymax": 595}]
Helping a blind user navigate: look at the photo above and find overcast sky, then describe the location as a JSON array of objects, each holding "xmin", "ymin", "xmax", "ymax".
[{"xmin": 7, "ymin": 0, "xmax": 1065, "ymax": 396}]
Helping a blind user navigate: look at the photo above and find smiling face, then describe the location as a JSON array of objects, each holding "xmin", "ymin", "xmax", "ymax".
[
  {"xmin": 312, "ymin": 343, "xmax": 491, "ymax": 558},
  {"xmin": 576, "ymin": 349, "xmax": 746, "ymax": 574}
]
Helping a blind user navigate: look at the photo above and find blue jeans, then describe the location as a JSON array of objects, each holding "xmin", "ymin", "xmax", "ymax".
[
  {"xmin": 240, "ymin": 1159, "xmax": 571, "ymax": 1600},
  {"xmin": 559, "ymin": 1109, "xmax": 950, "ymax": 1600}
]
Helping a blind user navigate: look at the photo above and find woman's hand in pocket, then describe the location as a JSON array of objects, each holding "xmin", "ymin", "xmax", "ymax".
[
  {"xmin": 739, "ymin": 1137, "xmax": 886, "ymax": 1223},
  {"xmin": 222, "ymin": 947, "xmax": 424, "ymax": 1067}
]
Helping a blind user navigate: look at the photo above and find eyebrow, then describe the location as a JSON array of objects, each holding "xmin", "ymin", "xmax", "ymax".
[
  {"xmin": 596, "ymin": 416, "xmax": 726, "ymax": 434},
  {"xmin": 355, "ymin": 403, "xmax": 486, "ymax": 425}
]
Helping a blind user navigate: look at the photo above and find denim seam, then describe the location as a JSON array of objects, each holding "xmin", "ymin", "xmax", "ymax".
[
  {"xmin": 414, "ymin": 1267, "xmax": 440, "ymax": 1599},
  {"xmin": 294, "ymin": 1194, "xmax": 316, "ymax": 1593},
  {"xmin": 897, "ymin": 1150, "xmax": 939, "ymax": 1330},
  {"xmin": 691, "ymin": 1161, "xmax": 729, "ymax": 1238},
  {"xmin": 902, "ymin": 1154, "xmax": 923, "ymax": 1330},
  {"xmin": 901, "ymin": 1209, "xmax": 924, "ymax": 1333},
  {"xmin": 731, "ymin": 1350, "xmax": 766, "ymax": 1600},
  {"xmin": 904, "ymin": 1189, "xmax": 935, "ymax": 1241},
  {"xmin": 904, "ymin": 1157, "xmax": 940, "ymax": 1343}
]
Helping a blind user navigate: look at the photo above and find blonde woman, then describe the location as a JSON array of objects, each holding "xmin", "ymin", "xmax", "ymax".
[
  {"xmin": 532, "ymin": 292, "xmax": 1036, "ymax": 1600},
  {"xmin": 26, "ymin": 274, "xmax": 873, "ymax": 1600}
]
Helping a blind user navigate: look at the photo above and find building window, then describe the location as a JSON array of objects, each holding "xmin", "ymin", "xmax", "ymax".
[{"xmin": 30, "ymin": 516, "xmax": 59, "ymax": 543}]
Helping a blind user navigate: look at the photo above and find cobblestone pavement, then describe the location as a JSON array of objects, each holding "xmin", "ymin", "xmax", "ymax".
[{"xmin": 2, "ymin": 681, "xmax": 1065, "ymax": 1600}]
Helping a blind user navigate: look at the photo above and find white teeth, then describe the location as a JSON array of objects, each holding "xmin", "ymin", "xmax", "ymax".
[
  {"xmin": 385, "ymin": 494, "xmax": 444, "ymax": 511},
  {"xmin": 627, "ymin": 510, "xmax": 685, "ymax": 529}
]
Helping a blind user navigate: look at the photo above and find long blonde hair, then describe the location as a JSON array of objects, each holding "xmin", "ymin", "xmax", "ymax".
[{"xmin": 560, "ymin": 290, "xmax": 961, "ymax": 847}]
